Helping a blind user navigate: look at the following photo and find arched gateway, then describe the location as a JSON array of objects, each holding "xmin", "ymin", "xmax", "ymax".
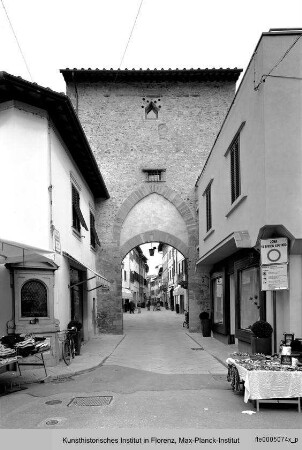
[
  {"xmin": 96, "ymin": 183, "xmax": 207, "ymax": 333},
  {"xmin": 60, "ymin": 68, "xmax": 241, "ymax": 334}
]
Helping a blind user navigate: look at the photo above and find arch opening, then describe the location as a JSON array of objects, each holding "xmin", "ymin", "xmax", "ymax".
[{"xmin": 121, "ymin": 241, "xmax": 189, "ymax": 321}]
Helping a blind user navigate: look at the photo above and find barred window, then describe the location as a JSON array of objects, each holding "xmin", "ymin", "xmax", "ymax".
[
  {"xmin": 90, "ymin": 212, "xmax": 100, "ymax": 248},
  {"xmin": 72, "ymin": 184, "xmax": 88, "ymax": 232},
  {"xmin": 143, "ymin": 169, "xmax": 166, "ymax": 182},
  {"xmin": 230, "ymin": 136, "xmax": 241, "ymax": 203},
  {"xmin": 21, "ymin": 279, "xmax": 48, "ymax": 317}
]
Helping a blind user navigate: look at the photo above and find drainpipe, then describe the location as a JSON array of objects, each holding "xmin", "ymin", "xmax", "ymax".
[
  {"xmin": 47, "ymin": 116, "xmax": 54, "ymax": 248},
  {"xmin": 7, "ymin": 269, "xmax": 16, "ymax": 335}
]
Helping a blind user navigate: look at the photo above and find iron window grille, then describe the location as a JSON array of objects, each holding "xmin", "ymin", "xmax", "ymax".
[
  {"xmin": 21, "ymin": 279, "xmax": 48, "ymax": 317},
  {"xmin": 72, "ymin": 185, "xmax": 88, "ymax": 232},
  {"xmin": 90, "ymin": 212, "xmax": 100, "ymax": 248},
  {"xmin": 230, "ymin": 135, "xmax": 241, "ymax": 203},
  {"xmin": 143, "ymin": 169, "xmax": 166, "ymax": 182}
]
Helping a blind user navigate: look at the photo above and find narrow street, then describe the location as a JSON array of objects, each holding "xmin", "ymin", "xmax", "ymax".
[{"xmin": 0, "ymin": 309, "xmax": 301, "ymax": 431}]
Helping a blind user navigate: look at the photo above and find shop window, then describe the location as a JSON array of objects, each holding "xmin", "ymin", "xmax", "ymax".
[
  {"xmin": 212, "ymin": 276, "xmax": 224, "ymax": 325},
  {"xmin": 239, "ymin": 267, "xmax": 260, "ymax": 330},
  {"xmin": 72, "ymin": 184, "xmax": 88, "ymax": 233},
  {"xmin": 21, "ymin": 279, "xmax": 48, "ymax": 317}
]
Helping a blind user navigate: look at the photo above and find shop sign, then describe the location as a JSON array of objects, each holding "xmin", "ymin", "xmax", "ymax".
[
  {"xmin": 261, "ymin": 263, "xmax": 288, "ymax": 291},
  {"xmin": 260, "ymin": 238, "xmax": 288, "ymax": 265},
  {"xmin": 54, "ymin": 229, "xmax": 61, "ymax": 254}
]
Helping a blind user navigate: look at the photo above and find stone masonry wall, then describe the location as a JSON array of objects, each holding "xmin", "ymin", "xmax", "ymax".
[{"xmin": 66, "ymin": 79, "xmax": 235, "ymax": 333}]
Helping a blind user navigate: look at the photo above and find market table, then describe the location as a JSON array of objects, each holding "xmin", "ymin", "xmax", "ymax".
[
  {"xmin": 16, "ymin": 350, "xmax": 48, "ymax": 377},
  {"xmin": 226, "ymin": 357, "xmax": 302, "ymax": 412},
  {"xmin": 0, "ymin": 356, "xmax": 21, "ymax": 371}
]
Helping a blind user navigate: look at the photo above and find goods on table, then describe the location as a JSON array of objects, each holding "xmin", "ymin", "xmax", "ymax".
[
  {"xmin": 0, "ymin": 334, "xmax": 50, "ymax": 358},
  {"xmin": 228, "ymin": 352, "xmax": 302, "ymax": 371}
]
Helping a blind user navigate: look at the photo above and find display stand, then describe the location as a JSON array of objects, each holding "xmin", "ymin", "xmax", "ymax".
[
  {"xmin": 17, "ymin": 351, "xmax": 48, "ymax": 377},
  {"xmin": 227, "ymin": 358, "xmax": 302, "ymax": 413},
  {"xmin": 255, "ymin": 398, "xmax": 301, "ymax": 412}
]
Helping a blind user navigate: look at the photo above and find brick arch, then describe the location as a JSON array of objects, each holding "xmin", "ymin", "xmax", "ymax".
[
  {"xmin": 120, "ymin": 229, "xmax": 189, "ymax": 261},
  {"xmin": 113, "ymin": 183, "xmax": 197, "ymax": 248}
]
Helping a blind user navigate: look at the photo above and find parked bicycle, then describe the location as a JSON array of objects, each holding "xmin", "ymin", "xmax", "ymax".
[{"xmin": 59, "ymin": 327, "xmax": 77, "ymax": 365}]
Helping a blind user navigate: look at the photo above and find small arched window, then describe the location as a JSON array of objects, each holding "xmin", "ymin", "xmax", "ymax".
[
  {"xmin": 145, "ymin": 101, "xmax": 159, "ymax": 120},
  {"xmin": 21, "ymin": 279, "xmax": 48, "ymax": 317}
]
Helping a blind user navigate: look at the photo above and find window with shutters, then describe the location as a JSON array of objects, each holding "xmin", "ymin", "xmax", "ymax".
[
  {"xmin": 90, "ymin": 212, "xmax": 100, "ymax": 249},
  {"xmin": 72, "ymin": 184, "xmax": 88, "ymax": 234},
  {"xmin": 230, "ymin": 135, "xmax": 241, "ymax": 203},
  {"xmin": 205, "ymin": 184, "xmax": 212, "ymax": 232}
]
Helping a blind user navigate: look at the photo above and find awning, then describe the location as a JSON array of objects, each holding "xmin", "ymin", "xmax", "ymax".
[
  {"xmin": 62, "ymin": 251, "xmax": 110, "ymax": 290},
  {"xmin": 0, "ymin": 237, "xmax": 54, "ymax": 264},
  {"xmin": 173, "ymin": 286, "xmax": 186, "ymax": 296},
  {"xmin": 122, "ymin": 287, "xmax": 133, "ymax": 300},
  {"xmin": 196, "ymin": 231, "xmax": 251, "ymax": 266}
]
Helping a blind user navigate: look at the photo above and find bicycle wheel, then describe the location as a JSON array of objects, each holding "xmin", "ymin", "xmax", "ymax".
[{"xmin": 62, "ymin": 340, "xmax": 71, "ymax": 365}]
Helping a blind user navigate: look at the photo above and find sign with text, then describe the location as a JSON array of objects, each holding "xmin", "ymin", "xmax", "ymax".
[
  {"xmin": 260, "ymin": 238, "xmax": 288, "ymax": 265},
  {"xmin": 54, "ymin": 229, "xmax": 61, "ymax": 254},
  {"xmin": 261, "ymin": 263, "xmax": 288, "ymax": 291}
]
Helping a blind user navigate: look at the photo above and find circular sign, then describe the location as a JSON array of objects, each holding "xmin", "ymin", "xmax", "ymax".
[{"xmin": 267, "ymin": 249, "xmax": 281, "ymax": 262}]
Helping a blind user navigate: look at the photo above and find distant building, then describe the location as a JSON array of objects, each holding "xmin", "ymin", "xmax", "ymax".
[{"xmin": 122, "ymin": 247, "xmax": 148, "ymax": 309}]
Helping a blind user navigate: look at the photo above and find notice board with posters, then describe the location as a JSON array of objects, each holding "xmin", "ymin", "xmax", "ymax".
[
  {"xmin": 260, "ymin": 238, "xmax": 288, "ymax": 291},
  {"xmin": 261, "ymin": 263, "xmax": 288, "ymax": 291}
]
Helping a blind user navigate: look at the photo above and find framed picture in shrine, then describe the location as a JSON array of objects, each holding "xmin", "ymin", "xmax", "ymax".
[{"xmin": 281, "ymin": 355, "xmax": 292, "ymax": 366}]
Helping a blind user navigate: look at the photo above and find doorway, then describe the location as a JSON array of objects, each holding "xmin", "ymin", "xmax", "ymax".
[{"xmin": 70, "ymin": 267, "xmax": 84, "ymax": 339}]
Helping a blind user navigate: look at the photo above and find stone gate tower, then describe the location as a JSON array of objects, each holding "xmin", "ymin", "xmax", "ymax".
[{"xmin": 60, "ymin": 68, "xmax": 242, "ymax": 333}]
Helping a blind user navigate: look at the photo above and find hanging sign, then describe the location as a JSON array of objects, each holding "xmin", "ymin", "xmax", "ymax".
[
  {"xmin": 54, "ymin": 229, "xmax": 61, "ymax": 254},
  {"xmin": 261, "ymin": 263, "xmax": 288, "ymax": 291},
  {"xmin": 260, "ymin": 238, "xmax": 288, "ymax": 265}
]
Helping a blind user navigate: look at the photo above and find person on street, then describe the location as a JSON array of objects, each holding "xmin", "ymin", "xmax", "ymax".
[{"xmin": 129, "ymin": 300, "xmax": 135, "ymax": 314}]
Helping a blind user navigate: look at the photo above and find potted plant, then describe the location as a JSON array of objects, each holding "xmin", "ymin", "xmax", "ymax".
[
  {"xmin": 250, "ymin": 320, "xmax": 273, "ymax": 355},
  {"xmin": 199, "ymin": 311, "xmax": 211, "ymax": 337},
  {"xmin": 67, "ymin": 320, "xmax": 82, "ymax": 355}
]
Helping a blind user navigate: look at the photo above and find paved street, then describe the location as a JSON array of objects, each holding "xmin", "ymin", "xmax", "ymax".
[{"xmin": 0, "ymin": 309, "xmax": 301, "ymax": 431}]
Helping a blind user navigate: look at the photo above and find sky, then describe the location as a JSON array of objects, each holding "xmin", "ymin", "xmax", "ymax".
[
  {"xmin": 140, "ymin": 243, "xmax": 162, "ymax": 276},
  {"xmin": 1, "ymin": 0, "xmax": 301, "ymax": 273},
  {"xmin": 1, "ymin": 0, "xmax": 302, "ymax": 93}
]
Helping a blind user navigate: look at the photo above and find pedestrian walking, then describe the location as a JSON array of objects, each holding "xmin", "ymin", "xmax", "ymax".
[{"xmin": 129, "ymin": 300, "xmax": 135, "ymax": 314}]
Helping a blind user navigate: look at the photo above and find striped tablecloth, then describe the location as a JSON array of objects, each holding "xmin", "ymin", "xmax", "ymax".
[{"xmin": 226, "ymin": 358, "xmax": 302, "ymax": 403}]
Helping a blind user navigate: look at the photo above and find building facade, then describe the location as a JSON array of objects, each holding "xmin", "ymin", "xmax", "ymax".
[
  {"xmin": 60, "ymin": 68, "xmax": 242, "ymax": 332},
  {"xmin": 122, "ymin": 246, "xmax": 148, "ymax": 309},
  {"xmin": 0, "ymin": 72, "xmax": 109, "ymax": 365},
  {"xmin": 195, "ymin": 30, "xmax": 302, "ymax": 351}
]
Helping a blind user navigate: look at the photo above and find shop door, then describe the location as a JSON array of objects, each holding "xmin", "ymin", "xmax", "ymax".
[
  {"xmin": 180, "ymin": 295, "xmax": 184, "ymax": 314},
  {"xmin": 70, "ymin": 267, "xmax": 84, "ymax": 328},
  {"xmin": 170, "ymin": 289, "xmax": 174, "ymax": 311}
]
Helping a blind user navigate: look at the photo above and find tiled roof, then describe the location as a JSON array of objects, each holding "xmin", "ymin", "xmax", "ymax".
[
  {"xmin": 60, "ymin": 67, "xmax": 243, "ymax": 83},
  {"xmin": 0, "ymin": 72, "xmax": 109, "ymax": 199}
]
